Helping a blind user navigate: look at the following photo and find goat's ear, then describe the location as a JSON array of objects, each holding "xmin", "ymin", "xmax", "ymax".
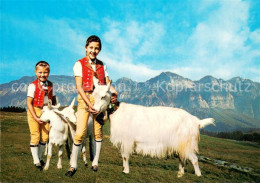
[
  {"xmin": 48, "ymin": 99, "xmax": 52, "ymax": 109},
  {"xmin": 70, "ymin": 98, "xmax": 75, "ymax": 108}
]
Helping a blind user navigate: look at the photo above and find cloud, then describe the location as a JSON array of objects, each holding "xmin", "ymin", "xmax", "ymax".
[
  {"xmin": 103, "ymin": 20, "xmax": 165, "ymax": 61},
  {"xmin": 99, "ymin": 0, "xmax": 259, "ymax": 82},
  {"xmin": 101, "ymin": 20, "xmax": 166, "ymax": 81},
  {"xmin": 250, "ymin": 29, "xmax": 260, "ymax": 43},
  {"xmin": 176, "ymin": 0, "xmax": 259, "ymax": 81}
]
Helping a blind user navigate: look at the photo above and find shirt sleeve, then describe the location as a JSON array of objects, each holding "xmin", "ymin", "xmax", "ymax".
[
  {"xmin": 103, "ymin": 63, "xmax": 109, "ymax": 77},
  {"xmin": 73, "ymin": 61, "xmax": 82, "ymax": 77},
  {"xmin": 27, "ymin": 83, "xmax": 35, "ymax": 98}
]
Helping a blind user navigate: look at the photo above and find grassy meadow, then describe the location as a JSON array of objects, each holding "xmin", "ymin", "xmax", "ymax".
[{"xmin": 0, "ymin": 111, "xmax": 259, "ymax": 182}]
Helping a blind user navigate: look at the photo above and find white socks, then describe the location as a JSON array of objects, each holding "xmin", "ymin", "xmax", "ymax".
[
  {"xmin": 92, "ymin": 141, "xmax": 102, "ymax": 166},
  {"xmin": 30, "ymin": 145, "xmax": 40, "ymax": 165},
  {"xmin": 70, "ymin": 143, "xmax": 82, "ymax": 169}
]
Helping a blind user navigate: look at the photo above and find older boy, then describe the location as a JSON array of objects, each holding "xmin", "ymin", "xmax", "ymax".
[
  {"xmin": 65, "ymin": 35, "xmax": 117, "ymax": 177},
  {"xmin": 27, "ymin": 61, "xmax": 55, "ymax": 170}
]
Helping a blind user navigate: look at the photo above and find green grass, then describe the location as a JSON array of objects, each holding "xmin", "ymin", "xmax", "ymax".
[{"xmin": 1, "ymin": 111, "xmax": 259, "ymax": 182}]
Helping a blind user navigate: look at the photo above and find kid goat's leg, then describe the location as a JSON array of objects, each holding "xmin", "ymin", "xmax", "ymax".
[
  {"xmin": 44, "ymin": 143, "xmax": 53, "ymax": 170},
  {"xmin": 57, "ymin": 145, "xmax": 63, "ymax": 169}
]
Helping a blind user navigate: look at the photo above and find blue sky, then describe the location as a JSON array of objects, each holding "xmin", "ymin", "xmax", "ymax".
[{"xmin": 1, "ymin": 0, "xmax": 260, "ymax": 84}]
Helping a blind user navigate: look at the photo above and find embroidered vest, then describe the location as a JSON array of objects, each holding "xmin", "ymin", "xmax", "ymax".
[
  {"xmin": 32, "ymin": 79, "xmax": 53, "ymax": 107},
  {"xmin": 79, "ymin": 57, "xmax": 106, "ymax": 92}
]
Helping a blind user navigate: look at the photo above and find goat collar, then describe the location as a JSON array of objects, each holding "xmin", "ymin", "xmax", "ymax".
[{"xmin": 107, "ymin": 101, "xmax": 120, "ymax": 116}]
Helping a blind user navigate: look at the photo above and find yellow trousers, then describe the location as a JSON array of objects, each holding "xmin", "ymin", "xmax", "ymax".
[
  {"xmin": 74, "ymin": 92, "xmax": 103, "ymax": 144},
  {"xmin": 27, "ymin": 107, "xmax": 50, "ymax": 145}
]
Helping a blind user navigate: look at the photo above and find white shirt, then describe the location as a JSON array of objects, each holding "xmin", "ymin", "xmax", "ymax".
[
  {"xmin": 27, "ymin": 81, "xmax": 54, "ymax": 105},
  {"xmin": 73, "ymin": 59, "xmax": 109, "ymax": 77}
]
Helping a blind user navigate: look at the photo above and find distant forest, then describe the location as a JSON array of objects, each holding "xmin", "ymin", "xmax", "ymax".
[
  {"xmin": 0, "ymin": 106, "xmax": 26, "ymax": 113},
  {"xmin": 201, "ymin": 129, "xmax": 260, "ymax": 142}
]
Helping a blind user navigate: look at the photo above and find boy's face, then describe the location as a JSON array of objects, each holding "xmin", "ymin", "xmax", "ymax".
[
  {"xmin": 35, "ymin": 66, "xmax": 49, "ymax": 82},
  {"xmin": 85, "ymin": 41, "xmax": 100, "ymax": 61}
]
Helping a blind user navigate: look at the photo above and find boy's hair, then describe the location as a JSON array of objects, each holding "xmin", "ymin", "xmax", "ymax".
[
  {"xmin": 35, "ymin": 61, "xmax": 50, "ymax": 70},
  {"xmin": 85, "ymin": 35, "xmax": 102, "ymax": 50}
]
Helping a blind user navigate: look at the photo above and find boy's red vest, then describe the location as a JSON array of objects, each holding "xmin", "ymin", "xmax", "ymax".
[
  {"xmin": 79, "ymin": 57, "xmax": 106, "ymax": 92},
  {"xmin": 32, "ymin": 79, "xmax": 53, "ymax": 107}
]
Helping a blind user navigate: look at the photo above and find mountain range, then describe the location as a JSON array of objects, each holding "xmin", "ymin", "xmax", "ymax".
[{"xmin": 0, "ymin": 72, "xmax": 259, "ymax": 132}]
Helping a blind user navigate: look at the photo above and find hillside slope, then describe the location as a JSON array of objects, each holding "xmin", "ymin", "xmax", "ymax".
[{"xmin": 1, "ymin": 111, "xmax": 259, "ymax": 182}]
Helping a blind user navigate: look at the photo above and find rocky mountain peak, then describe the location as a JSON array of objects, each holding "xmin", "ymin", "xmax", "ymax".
[
  {"xmin": 199, "ymin": 75, "xmax": 218, "ymax": 83},
  {"xmin": 0, "ymin": 72, "xmax": 259, "ymax": 132},
  {"xmin": 115, "ymin": 77, "xmax": 135, "ymax": 84}
]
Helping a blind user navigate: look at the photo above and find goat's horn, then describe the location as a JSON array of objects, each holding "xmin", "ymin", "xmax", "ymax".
[
  {"xmin": 56, "ymin": 96, "xmax": 59, "ymax": 105},
  {"xmin": 107, "ymin": 80, "xmax": 111, "ymax": 91},
  {"xmin": 48, "ymin": 99, "xmax": 52, "ymax": 109}
]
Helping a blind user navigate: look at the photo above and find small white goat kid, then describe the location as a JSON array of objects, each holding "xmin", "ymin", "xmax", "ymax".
[
  {"xmin": 40, "ymin": 99, "xmax": 76, "ymax": 170},
  {"xmin": 41, "ymin": 98, "xmax": 96, "ymax": 170},
  {"xmin": 91, "ymin": 79, "xmax": 215, "ymax": 178}
]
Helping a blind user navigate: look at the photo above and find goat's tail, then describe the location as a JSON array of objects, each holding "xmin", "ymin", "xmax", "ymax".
[{"xmin": 198, "ymin": 118, "xmax": 215, "ymax": 128}]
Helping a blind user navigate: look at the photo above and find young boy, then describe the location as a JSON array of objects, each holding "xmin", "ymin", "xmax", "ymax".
[
  {"xmin": 65, "ymin": 35, "xmax": 118, "ymax": 177},
  {"xmin": 27, "ymin": 61, "xmax": 54, "ymax": 171}
]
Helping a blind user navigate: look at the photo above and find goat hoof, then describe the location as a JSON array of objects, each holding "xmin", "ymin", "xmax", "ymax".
[
  {"xmin": 57, "ymin": 165, "xmax": 62, "ymax": 169},
  {"xmin": 177, "ymin": 172, "xmax": 184, "ymax": 178},
  {"xmin": 122, "ymin": 171, "xmax": 129, "ymax": 174},
  {"xmin": 91, "ymin": 165, "xmax": 98, "ymax": 172},
  {"xmin": 35, "ymin": 163, "xmax": 43, "ymax": 171},
  {"xmin": 85, "ymin": 163, "xmax": 88, "ymax": 167},
  {"xmin": 65, "ymin": 167, "xmax": 77, "ymax": 177}
]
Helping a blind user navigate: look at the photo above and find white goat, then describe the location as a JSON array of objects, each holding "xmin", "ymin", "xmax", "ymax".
[
  {"xmin": 42, "ymin": 99, "xmax": 95, "ymax": 169},
  {"xmin": 91, "ymin": 80, "xmax": 215, "ymax": 178},
  {"xmin": 40, "ymin": 99, "xmax": 76, "ymax": 170}
]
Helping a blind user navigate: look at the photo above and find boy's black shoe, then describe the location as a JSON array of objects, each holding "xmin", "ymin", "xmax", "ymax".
[
  {"xmin": 35, "ymin": 163, "xmax": 43, "ymax": 171},
  {"xmin": 65, "ymin": 167, "xmax": 77, "ymax": 177},
  {"xmin": 91, "ymin": 165, "xmax": 98, "ymax": 172},
  {"xmin": 40, "ymin": 160, "xmax": 45, "ymax": 167}
]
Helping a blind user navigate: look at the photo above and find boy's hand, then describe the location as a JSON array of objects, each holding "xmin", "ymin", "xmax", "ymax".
[
  {"xmin": 35, "ymin": 117, "xmax": 44, "ymax": 124},
  {"xmin": 111, "ymin": 92, "xmax": 118, "ymax": 104},
  {"xmin": 88, "ymin": 105, "xmax": 99, "ymax": 115}
]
